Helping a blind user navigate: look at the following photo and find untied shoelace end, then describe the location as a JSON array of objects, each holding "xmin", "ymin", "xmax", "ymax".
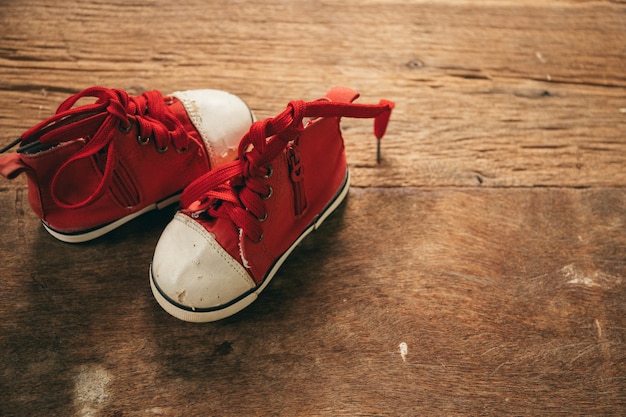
[
  {"xmin": 0, "ymin": 138, "xmax": 22, "ymax": 154},
  {"xmin": 374, "ymin": 99, "xmax": 395, "ymax": 164}
]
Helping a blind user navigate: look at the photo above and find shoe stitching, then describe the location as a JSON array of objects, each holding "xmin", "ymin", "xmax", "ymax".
[
  {"xmin": 174, "ymin": 213, "xmax": 256, "ymax": 288},
  {"xmin": 172, "ymin": 92, "xmax": 217, "ymax": 166}
]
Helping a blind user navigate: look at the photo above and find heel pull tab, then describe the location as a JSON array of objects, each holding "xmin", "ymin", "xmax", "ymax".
[
  {"xmin": 303, "ymin": 92, "xmax": 395, "ymax": 164},
  {"xmin": 0, "ymin": 153, "xmax": 29, "ymax": 179},
  {"xmin": 324, "ymin": 86, "xmax": 360, "ymax": 104}
]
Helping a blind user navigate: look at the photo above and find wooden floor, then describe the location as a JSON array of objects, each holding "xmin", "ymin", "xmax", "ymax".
[{"xmin": 1, "ymin": 1, "xmax": 625, "ymax": 415}]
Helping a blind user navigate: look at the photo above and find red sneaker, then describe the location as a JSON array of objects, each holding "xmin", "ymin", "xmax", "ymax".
[
  {"xmin": 150, "ymin": 87, "xmax": 394, "ymax": 322},
  {"xmin": 0, "ymin": 87, "xmax": 254, "ymax": 242}
]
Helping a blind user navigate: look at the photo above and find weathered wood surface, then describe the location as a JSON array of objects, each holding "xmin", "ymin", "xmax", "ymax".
[{"xmin": 1, "ymin": 0, "xmax": 625, "ymax": 416}]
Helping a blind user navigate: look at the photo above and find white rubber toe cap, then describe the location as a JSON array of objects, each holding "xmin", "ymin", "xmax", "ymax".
[
  {"xmin": 172, "ymin": 89, "xmax": 254, "ymax": 167},
  {"xmin": 151, "ymin": 212, "xmax": 256, "ymax": 322}
]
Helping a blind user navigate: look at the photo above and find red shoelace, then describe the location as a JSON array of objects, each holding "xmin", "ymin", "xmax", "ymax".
[
  {"xmin": 181, "ymin": 97, "xmax": 394, "ymax": 243},
  {"xmin": 15, "ymin": 87, "xmax": 188, "ymax": 209}
]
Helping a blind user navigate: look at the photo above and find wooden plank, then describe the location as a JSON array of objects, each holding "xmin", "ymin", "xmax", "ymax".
[
  {"xmin": 0, "ymin": 0, "xmax": 625, "ymax": 416},
  {"xmin": 0, "ymin": 186, "xmax": 624, "ymax": 416},
  {"xmin": 1, "ymin": 0, "xmax": 625, "ymax": 188}
]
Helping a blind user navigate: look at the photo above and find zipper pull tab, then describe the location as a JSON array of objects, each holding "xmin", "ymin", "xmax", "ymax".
[{"xmin": 288, "ymin": 143, "xmax": 307, "ymax": 216}]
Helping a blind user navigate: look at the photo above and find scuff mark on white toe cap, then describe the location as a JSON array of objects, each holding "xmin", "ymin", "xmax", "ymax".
[{"xmin": 152, "ymin": 212, "xmax": 256, "ymax": 310}]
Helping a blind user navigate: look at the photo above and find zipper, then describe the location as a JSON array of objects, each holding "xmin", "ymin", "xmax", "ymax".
[{"xmin": 287, "ymin": 142, "xmax": 307, "ymax": 216}]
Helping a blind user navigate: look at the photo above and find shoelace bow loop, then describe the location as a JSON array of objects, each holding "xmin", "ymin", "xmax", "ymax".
[
  {"xmin": 181, "ymin": 97, "xmax": 394, "ymax": 243},
  {"xmin": 18, "ymin": 87, "xmax": 188, "ymax": 209}
]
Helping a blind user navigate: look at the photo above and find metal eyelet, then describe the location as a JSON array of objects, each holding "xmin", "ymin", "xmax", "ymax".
[
  {"xmin": 137, "ymin": 135, "xmax": 150, "ymax": 145},
  {"xmin": 261, "ymin": 186, "xmax": 273, "ymax": 200},
  {"xmin": 254, "ymin": 234, "xmax": 264, "ymax": 243},
  {"xmin": 258, "ymin": 212, "xmax": 268, "ymax": 222},
  {"xmin": 119, "ymin": 122, "xmax": 132, "ymax": 134},
  {"xmin": 176, "ymin": 146, "xmax": 189, "ymax": 154},
  {"xmin": 157, "ymin": 146, "xmax": 168, "ymax": 153},
  {"xmin": 262, "ymin": 165, "xmax": 273, "ymax": 179}
]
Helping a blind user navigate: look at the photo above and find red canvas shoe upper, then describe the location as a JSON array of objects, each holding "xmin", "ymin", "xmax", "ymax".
[
  {"xmin": 0, "ymin": 87, "xmax": 253, "ymax": 241},
  {"xmin": 150, "ymin": 86, "xmax": 393, "ymax": 322}
]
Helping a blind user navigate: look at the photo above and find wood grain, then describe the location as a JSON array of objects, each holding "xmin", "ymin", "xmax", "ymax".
[
  {"xmin": 1, "ymin": 186, "xmax": 625, "ymax": 416},
  {"xmin": 0, "ymin": 0, "xmax": 625, "ymax": 416},
  {"xmin": 1, "ymin": 0, "xmax": 625, "ymax": 188}
]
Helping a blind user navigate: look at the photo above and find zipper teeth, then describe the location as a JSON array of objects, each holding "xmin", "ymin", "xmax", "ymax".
[
  {"xmin": 288, "ymin": 143, "xmax": 307, "ymax": 216},
  {"xmin": 291, "ymin": 179, "xmax": 303, "ymax": 216}
]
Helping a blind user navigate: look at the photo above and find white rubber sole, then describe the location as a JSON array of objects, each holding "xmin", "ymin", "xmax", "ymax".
[
  {"xmin": 43, "ymin": 193, "xmax": 182, "ymax": 243},
  {"xmin": 150, "ymin": 169, "xmax": 351, "ymax": 323}
]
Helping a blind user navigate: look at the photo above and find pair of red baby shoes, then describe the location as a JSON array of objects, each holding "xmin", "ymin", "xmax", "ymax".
[{"xmin": 0, "ymin": 86, "xmax": 393, "ymax": 322}]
